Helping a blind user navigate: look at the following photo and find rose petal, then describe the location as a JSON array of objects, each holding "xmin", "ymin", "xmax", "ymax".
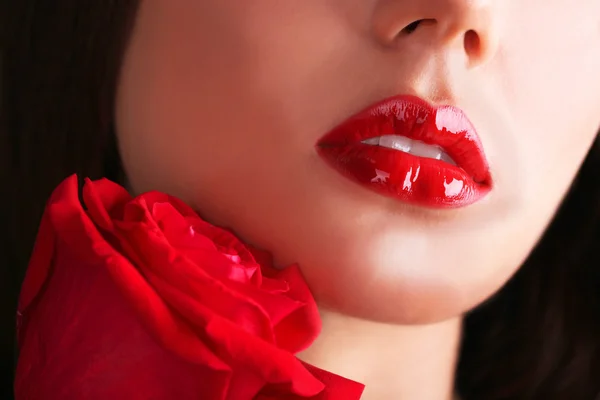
[{"xmin": 15, "ymin": 176, "xmax": 364, "ymax": 400}]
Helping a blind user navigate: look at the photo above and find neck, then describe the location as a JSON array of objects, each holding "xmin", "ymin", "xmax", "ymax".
[{"xmin": 298, "ymin": 308, "xmax": 462, "ymax": 400}]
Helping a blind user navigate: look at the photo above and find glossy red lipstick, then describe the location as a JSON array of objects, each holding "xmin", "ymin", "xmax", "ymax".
[{"xmin": 317, "ymin": 95, "xmax": 492, "ymax": 208}]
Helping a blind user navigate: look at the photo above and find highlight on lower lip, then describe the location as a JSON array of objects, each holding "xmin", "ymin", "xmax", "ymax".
[
  {"xmin": 316, "ymin": 95, "xmax": 492, "ymax": 209},
  {"xmin": 318, "ymin": 143, "xmax": 490, "ymax": 208}
]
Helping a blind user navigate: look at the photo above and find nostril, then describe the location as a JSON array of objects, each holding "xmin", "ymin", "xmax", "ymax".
[
  {"xmin": 464, "ymin": 30, "xmax": 481, "ymax": 57},
  {"xmin": 401, "ymin": 19, "xmax": 436, "ymax": 35},
  {"xmin": 402, "ymin": 20, "xmax": 423, "ymax": 34}
]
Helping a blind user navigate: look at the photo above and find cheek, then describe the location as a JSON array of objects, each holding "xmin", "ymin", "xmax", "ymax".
[
  {"xmin": 499, "ymin": 2, "xmax": 600, "ymax": 175},
  {"xmin": 486, "ymin": 2, "xmax": 600, "ymax": 238},
  {"xmin": 464, "ymin": 3, "xmax": 600, "ymax": 306},
  {"xmin": 116, "ymin": 0, "xmax": 346, "ymax": 195}
]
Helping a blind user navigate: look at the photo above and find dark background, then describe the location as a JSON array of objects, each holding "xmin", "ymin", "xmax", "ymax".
[{"xmin": 1, "ymin": 0, "xmax": 17, "ymax": 397}]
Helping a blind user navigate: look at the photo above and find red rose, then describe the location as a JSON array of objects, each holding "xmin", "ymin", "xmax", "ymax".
[{"xmin": 15, "ymin": 175, "xmax": 364, "ymax": 399}]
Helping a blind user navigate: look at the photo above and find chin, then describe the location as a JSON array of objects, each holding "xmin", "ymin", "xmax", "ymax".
[
  {"xmin": 311, "ymin": 276, "xmax": 477, "ymax": 325},
  {"xmin": 282, "ymin": 247, "xmax": 509, "ymax": 325}
]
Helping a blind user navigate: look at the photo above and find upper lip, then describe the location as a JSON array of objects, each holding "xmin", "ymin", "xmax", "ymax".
[{"xmin": 317, "ymin": 95, "xmax": 491, "ymax": 185}]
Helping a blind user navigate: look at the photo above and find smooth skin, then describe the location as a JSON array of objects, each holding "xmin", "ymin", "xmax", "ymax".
[{"xmin": 115, "ymin": 1, "xmax": 600, "ymax": 398}]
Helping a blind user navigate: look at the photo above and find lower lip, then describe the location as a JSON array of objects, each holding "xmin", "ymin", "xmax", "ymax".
[{"xmin": 317, "ymin": 143, "xmax": 490, "ymax": 209}]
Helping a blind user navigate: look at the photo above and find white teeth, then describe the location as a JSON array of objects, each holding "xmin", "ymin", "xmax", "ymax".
[
  {"xmin": 409, "ymin": 140, "xmax": 442, "ymax": 160},
  {"xmin": 362, "ymin": 135, "xmax": 457, "ymax": 166},
  {"xmin": 378, "ymin": 135, "xmax": 412, "ymax": 152},
  {"xmin": 362, "ymin": 137, "xmax": 380, "ymax": 146},
  {"xmin": 440, "ymin": 152, "xmax": 457, "ymax": 166}
]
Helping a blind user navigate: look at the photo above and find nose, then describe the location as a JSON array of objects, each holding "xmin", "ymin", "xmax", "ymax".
[{"xmin": 371, "ymin": 0, "xmax": 501, "ymax": 67}]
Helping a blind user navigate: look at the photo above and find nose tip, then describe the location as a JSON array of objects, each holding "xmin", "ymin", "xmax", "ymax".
[{"xmin": 372, "ymin": 0, "xmax": 500, "ymax": 68}]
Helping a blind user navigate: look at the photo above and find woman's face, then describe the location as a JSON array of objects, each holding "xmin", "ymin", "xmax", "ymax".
[{"xmin": 116, "ymin": 0, "xmax": 600, "ymax": 323}]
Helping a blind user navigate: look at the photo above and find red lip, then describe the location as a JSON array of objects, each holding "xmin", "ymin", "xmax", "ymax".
[{"xmin": 316, "ymin": 95, "xmax": 492, "ymax": 208}]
